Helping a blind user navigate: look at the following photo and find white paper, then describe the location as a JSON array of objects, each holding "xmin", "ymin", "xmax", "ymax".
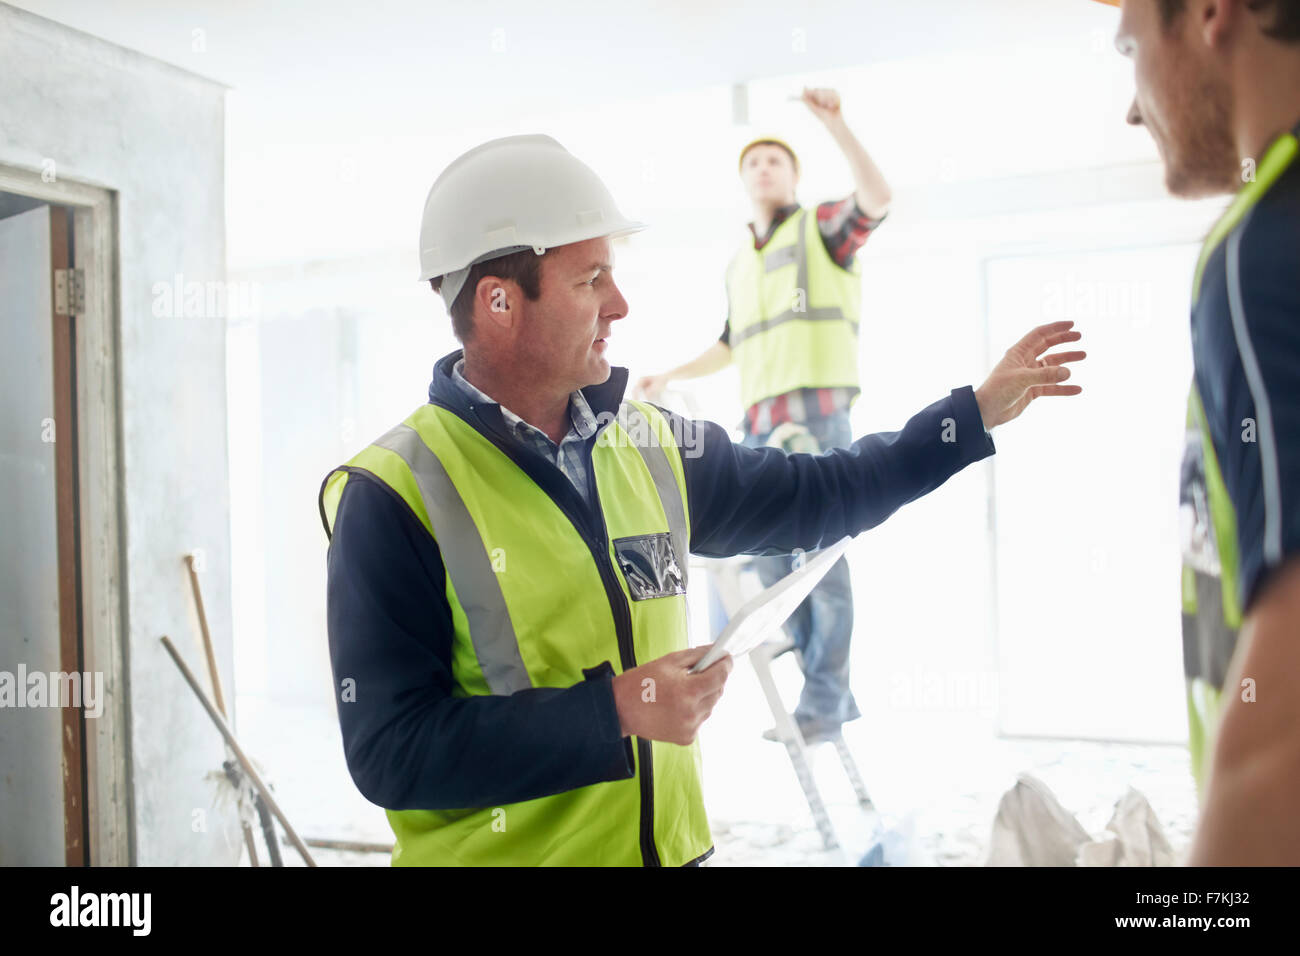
[{"xmin": 690, "ymin": 536, "xmax": 853, "ymax": 673}]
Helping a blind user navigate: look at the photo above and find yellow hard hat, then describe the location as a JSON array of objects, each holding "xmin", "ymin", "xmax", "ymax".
[
  {"xmin": 1091, "ymin": 0, "xmax": 1119, "ymax": 5},
  {"xmin": 738, "ymin": 137, "xmax": 800, "ymax": 175}
]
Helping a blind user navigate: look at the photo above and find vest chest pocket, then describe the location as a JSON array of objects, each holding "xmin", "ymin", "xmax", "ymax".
[{"xmin": 613, "ymin": 532, "xmax": 686, "ymax": 601}]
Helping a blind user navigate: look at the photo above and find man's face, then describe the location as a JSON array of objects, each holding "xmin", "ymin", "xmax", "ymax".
[
  {"xmin": 740, "ymin": 144, "xmax": 798, "ymax": 205},
  {"xmin": 1116, "ymin": 0, "xmax": 1239, "ymax": 197},
  {"xmin": 518, "ymin": 236, "xmax": 628, "ymax": 391}
]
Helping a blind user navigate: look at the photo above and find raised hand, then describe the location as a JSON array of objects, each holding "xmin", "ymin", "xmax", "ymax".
[
  {"xmin": 800, "ymin": 87, "xmax": 842, "ymax": 125},
  {"xmin": 974, "ymin": 321, "xmax": 1086, "ymax": 429},
  {"xmin": 633, "ymin": 373, "xmax": 671, "ymax": 400}
]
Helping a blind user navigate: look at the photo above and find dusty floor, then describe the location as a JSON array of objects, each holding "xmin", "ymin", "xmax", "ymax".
[
  {"xmin": 705, "ymin": 736, "xmax": 1198, "ymax": 866},
  {"xmin": 235, "ymin": 693, "xmax": 1198, "ymax": 868}
]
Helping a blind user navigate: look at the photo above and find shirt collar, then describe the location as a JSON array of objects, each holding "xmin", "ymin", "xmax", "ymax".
[
  {"xmin": 749, "ymin": 201, "xmax": 801, "ymax": 245},
  {"xmin": 450, "ymin": 355, "xmax": 601, "ymax": 443},
  {"xmin": 429, "ymin": 348, "xmax": 629, "ymax": 432}
]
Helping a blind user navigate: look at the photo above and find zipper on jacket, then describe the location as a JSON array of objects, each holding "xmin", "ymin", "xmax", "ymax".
[
  {"xmin": 434, "ymin": 399, "xmax": 662, "ymax": 867},
  {"xmin": 583, "ymin": 450, "xmax": 662, "ymax": 868}
]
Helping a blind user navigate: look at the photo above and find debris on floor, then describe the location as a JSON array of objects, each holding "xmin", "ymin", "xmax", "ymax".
[{"xmin": 984, "ymin": 773, "xmax": 1178, "ymax": 866}]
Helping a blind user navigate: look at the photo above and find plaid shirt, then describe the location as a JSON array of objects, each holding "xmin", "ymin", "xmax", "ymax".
[
  {"xmin": 451, "ymin": 357, "xmax": 599, "ymax": 507},
  {"xmin": 720, "ymin": 196, "xmax": 884, "ymax": 436}
]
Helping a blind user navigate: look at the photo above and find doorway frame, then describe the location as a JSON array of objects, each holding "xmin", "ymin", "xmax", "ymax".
[{"xmin": 0, "ymin": 162, "xmax": 131, "ymax": 865}]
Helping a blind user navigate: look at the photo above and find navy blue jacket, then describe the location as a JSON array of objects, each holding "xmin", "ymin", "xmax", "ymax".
[
  {"xmin": 322, "ymin": 348, "xmax": 995, "ymax": 811},
  {"xmin": 1191, "ymin": 121, "xmax": 1300, "ymax": 614}
]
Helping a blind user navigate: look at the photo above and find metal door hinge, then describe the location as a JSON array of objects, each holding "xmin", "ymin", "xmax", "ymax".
[{"xmin": 54, "ymin": 268, "xmax": 85, "ymax": 316}]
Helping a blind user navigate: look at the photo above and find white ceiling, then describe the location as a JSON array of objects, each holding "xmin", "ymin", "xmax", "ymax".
[
  {"xmin": 8, "ymin": 0, "xmax": 1119, "ymax": 133},
  {"xmin": 9, "ymin": 0, "xmax": 1132, "ymax": 270}
]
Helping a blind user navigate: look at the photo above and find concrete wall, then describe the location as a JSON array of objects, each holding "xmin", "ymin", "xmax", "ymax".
[{"xmin": 0, "ymin": 4, "xmax": 238, "ymax": 864}]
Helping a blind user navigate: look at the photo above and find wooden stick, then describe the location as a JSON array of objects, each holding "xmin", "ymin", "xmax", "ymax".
[
  {"xmin": 184, "ymin": 554, "xmax": 225, "ymax": 715},
  {"xmin": 160, "ymin": 635, "xmax": 316, "ymax": 866},
  {"xmin": 301, "ymin": 836, "xmax": 394, "ymax": 854},
  {"xmin": 184, "ymin": 553, "xmax": 259, "ymax": 865},
  {"xmin": 257, "ymin": 797, "xmax": 284, "ymax": 867}
]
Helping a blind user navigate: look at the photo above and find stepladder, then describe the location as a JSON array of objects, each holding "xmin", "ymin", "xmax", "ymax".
[{"xmin": 704, "ymin": 553, "xmax": 875, "ymax": 852}]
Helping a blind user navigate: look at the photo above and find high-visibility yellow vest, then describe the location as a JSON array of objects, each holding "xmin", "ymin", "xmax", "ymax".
[
  {"xmin": 725, "ymin": 207, "xmax": 863, "ymax": 411},
  {"xmin": 1180, "ymin": 122, "xmax": 1299, "ymax": 796},
  {"xmin": 1180, "ymin": 385, "xmax": 1239, "ymax": 798},
  {"xmin": 319, "ymin": 398, "xmax": 713, "ymax": 866}
]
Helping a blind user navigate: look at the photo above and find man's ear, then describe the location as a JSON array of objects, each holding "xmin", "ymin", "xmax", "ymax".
[
  {"xmin": 474, "ymin": 276, "xmax": 515, "ymax": 333},
  {"xmin": 1202, "ymin": 0, "xmax": 1240, "ymax": 48}
]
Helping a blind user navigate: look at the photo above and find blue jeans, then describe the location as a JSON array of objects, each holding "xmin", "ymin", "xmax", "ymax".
[{"xmin": 712, "ymin": 409, "xmax": 861, "ymax": 730}]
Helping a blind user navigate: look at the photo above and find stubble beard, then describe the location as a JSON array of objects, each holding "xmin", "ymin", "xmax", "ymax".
[{"xmin": 1163, "ymin": 72, "xmax": 1241, "ymax": 198}]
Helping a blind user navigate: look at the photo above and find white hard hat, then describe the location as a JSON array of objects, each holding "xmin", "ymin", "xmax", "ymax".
[{"xmin": 418, "ymin": 134, "xmax": 647, "ymax": 307}]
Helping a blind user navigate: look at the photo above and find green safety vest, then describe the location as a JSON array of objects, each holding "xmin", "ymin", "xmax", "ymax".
[
  {"xmin": 726, "ymin": 207, "xmax": 863, "ymax": 411},
  {"xmin": 319, "ymin": 398, "xmax": 713, "ymax": 866},
  {"xmin": 1180, "ymin": 124, "xmax": 1299, "ymax": 797}
]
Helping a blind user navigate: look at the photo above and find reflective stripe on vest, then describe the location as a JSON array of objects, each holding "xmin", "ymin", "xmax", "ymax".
[
  {"xmin": 318, "ymin": 396, "xmax": 710, "ymax": 865},
  {"xmin": 371, "ymin": 421, "xmax": 533, "ymax": 695},
  {"xmin": 726, "ymin": 207, "xmax": 862, "ymax": 410}
]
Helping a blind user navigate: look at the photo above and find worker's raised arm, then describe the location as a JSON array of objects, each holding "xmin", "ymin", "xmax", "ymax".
[
  {"xmin": 801, "ymin": 87, "xmax": 892, "ymax": 220},
  {"xmin": 635, "ymin": 339, "xmax": 732, "ymax": 400},
  {"xmin": 664, "ymin": 388, "xmax": 991, "ymax": 558},
  {"xmin": 325, "ymin": 473, "xmax": 634, "ymax": 811},
  {"xmin": 667, "ymin": 321, "xmax": 1083, "ymax": 557}
]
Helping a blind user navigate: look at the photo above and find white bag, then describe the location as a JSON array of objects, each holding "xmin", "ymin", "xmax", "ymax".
[
  {"xmin": 984, "ymin": 774, "xmax": 1176, "ymax": 867},
  {"xmin": 984, "ymin": 774, "xmax": 1092, "ymax": 866}
]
